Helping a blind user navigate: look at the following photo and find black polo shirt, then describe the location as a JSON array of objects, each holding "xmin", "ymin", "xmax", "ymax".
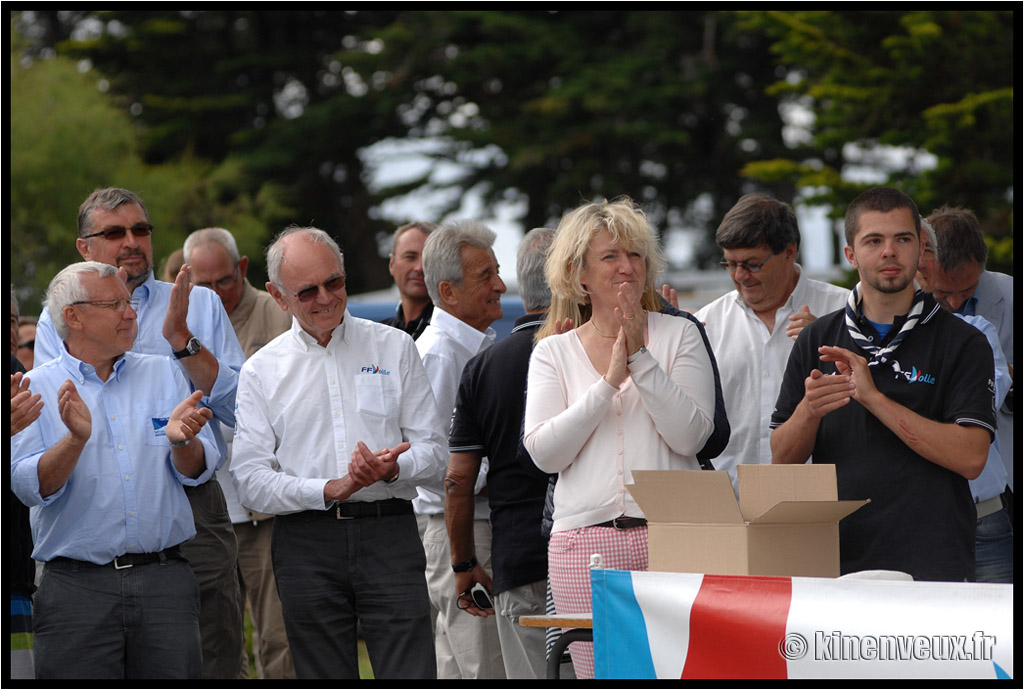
[
  {"xmin": 449, "ymin": 314, "xmax": 551, "ymax": 596},
  {"xmin": 770, "ymin": 293, "xmax": 996, "ymax": 582},
  {"xmin": 380, "ymin": 302, "xmax": 433, "ymax": 341}
]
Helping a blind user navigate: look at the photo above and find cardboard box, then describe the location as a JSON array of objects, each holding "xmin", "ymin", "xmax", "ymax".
[{"xmin": 627, "ymin": 464, "xmax": 868, "ymax": 578}]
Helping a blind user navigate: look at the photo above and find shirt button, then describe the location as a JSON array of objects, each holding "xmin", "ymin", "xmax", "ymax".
[
  {"xmin": 125, "ymin": 475, "xmax": 130, "ymax": 481},
  {"xmin": 118, "ymin": 445, "xmax": 124, "ymax": 450}
]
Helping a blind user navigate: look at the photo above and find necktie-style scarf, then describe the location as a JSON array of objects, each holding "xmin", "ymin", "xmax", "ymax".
[{"xmin": 844, "ymin": 283, "xmax": 935, "ymax": 367}]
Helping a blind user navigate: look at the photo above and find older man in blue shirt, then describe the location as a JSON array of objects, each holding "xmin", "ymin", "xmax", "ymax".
[
  {"xmin": 11, "ymin": 262, "xmax": 220, "ymax": 679},
  {"xmin": 33, "ymin": 188, "xmax": 247, "ymax": 678}
]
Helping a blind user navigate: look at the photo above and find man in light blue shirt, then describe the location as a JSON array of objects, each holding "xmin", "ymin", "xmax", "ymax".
[
  {"xmin": 32, "ymin": 187, "xmax": 246, "ymax": 678},
  {"xmin": 11, "ymin": 262, "xmax": 220, "ymax": 678}
]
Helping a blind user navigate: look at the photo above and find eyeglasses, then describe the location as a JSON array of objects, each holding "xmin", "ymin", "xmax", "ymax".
[
  {"xmin": 82, "ymin": 223, "xmax": 154, "ymax": 241},
  {"xmin": 294, "ymin": 275, "xmax": 346, "ymax": 302},
  {"xmin": 70, "ymin": 298, "xmax": 140, "ymax": 313},
  {"xmin": 195, "ymin": 265, "xmax": 240, "ymax": 291},
  {"xmin": 720, "ymin": 251, "xmax": 780, "ymax": 274}
]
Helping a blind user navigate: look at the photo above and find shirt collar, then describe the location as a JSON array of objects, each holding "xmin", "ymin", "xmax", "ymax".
[
  {"xmin": 431, "ymin": 307, "xmax": 495, "ymax": 353},
  {"xmin": 290, "ymin": 309, "xmax": 351, "ymax": 351},
  {"xmin": 57, "ymin": 343, "xmax": 129, "ymax": 383},
  {"xmin": 511, "ymin": 312, "xmax": 547, "ymax": 334}
]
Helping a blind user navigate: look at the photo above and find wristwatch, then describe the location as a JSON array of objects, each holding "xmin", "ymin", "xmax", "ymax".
[
  {"xmin": 452, "ymin": 556, "xmax": 478, "ymax": 573},
  {"xmin": 173, "ymin": 336, "xmax": 202, "ymax": 359}
]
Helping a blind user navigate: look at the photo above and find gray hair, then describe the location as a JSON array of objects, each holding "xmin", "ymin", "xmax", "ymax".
[
  {"xmin": 78, "ymin": 187, "xmax": 149, "ymax": 237},
  {"xmin": 422, "ymin": 220, "xmax": 497, "ymax": 307},
  {"xmin": 44, "ymin": 262, "xmax": 119, "ymax": 340},
  {"xmin": 184, "ymin": 227, "xmax": 241, "ymax": 264},
  {"xmin": 266, "ymin": 226, "xmax": 345, "ymax": 287},
  {"xmin": 517, "ymin": 228, "xmax": 555, "ymax": 312},
  {"xmin": 920, "ymin": 218, "xmax": 938, "ymax": 263}
]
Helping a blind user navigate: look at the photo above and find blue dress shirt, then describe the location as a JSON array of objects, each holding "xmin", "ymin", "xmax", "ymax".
[
  {"xmin": 36, "ymin": 273, "xmax": 245, "ymax": 464},
  {"xmin": 11, "ymin": 349, "xmax": 220, "ymax": 564}
]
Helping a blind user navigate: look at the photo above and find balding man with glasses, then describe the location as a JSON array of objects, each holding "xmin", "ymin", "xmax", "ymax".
[
  {"xmin": 692, "ymin": 194, "xmax": 849, "ymax": 489},
  {"xmin": 12, "ymin": 261, "xmax": 221, "ymax": 679},
  {"xmin": 34, "ymin": 188, "xmax": 247, "ymax": 679}
]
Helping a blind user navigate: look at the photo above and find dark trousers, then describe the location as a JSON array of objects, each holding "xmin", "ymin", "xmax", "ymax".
[
  {"xmin": 33, "ymin": 554, "xmax": 201, "ymax": 679},
  {"xmin": 182, "ymin": 478, "xmax": 245, "ymax": 679},
  {"xmin": 272, "ymin": 502, "xmax": 436, "ymax": 679}
]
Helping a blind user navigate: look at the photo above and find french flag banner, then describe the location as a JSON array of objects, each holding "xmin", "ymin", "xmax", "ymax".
[{"xmin": 592, "ymin": 569, "xmax": 1013, "ymax": 680}]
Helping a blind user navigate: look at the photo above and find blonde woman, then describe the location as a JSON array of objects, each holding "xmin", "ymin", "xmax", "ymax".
[{"xmin": 524, "ymin": 198, "xmax": 716, "ymax": 678}]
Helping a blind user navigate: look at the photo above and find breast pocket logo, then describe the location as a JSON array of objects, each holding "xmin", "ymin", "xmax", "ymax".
[
  {"xmin": 890, "ymin": 360, "xmax": 935, "ymax": 384},
  {"xmin": 152, "ymin": 417, "xmax": 170, "ymax": 437},
  {"xmin": 360, "ymin": 365, "xmax": 391, "ymax": 376}
]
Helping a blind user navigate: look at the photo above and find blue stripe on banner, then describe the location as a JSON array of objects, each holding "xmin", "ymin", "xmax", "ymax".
[{"xmin": 592, "ymin": 569, "xmax": 656, "ymax": 679}]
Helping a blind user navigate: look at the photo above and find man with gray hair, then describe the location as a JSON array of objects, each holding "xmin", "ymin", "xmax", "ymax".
[
  {"xmin": 445, "ymin": 228, "xmax": 556, "ymax": 678},
  {"xmin": 12, "ymin": 262, "xmax": 220, "ymax": 679},
  {"xmin": 693, "ymin": 193, "xmax": 849, "ymax": 488},
  {"xmin": 416, "ymin": 219, "xmax": 507, "ymax": 679},
  {"xmin": 184, "ymin": 227, "xmax": 295, "ymax": 678},
  {"xmin": 33, "ymin": 187, "xmax": 247, "ymax": 678},
  {"xmin": 231, "ymin": 226, "xmax": 446, "ymax": 679}
]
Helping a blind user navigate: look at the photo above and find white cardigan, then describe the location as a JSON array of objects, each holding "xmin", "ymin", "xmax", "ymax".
[{"xmin": 524, "ymin": 311, "xmax": 715, "ymax": 533}]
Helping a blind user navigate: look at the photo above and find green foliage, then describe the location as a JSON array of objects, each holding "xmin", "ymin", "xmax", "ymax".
[{"xmin": 737, "ymin": 10, "xmax": 1014, "ymax": 273}]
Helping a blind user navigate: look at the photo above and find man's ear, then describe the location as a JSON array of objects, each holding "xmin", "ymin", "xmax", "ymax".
[
  {"xmin": 76, "ymin": 238, "xmax": 91, "ymax": 261},
  {"xmin": 238, "ymin": 256, "xmax": 249, "ymax": 280},
  {"xmin": 62, "ymin": 305, "xmax": 84, "ymax": 333},
  {"xmin": 266, "ymin": 282, "xmax": 289, "ymax": 312},
  {"xmin": 843, "ymin": 244, "xmax": 857, "ymax": 270},
  {"xmin": 438, "ymin": 280, "xmax": 457, "ymax": 308}
]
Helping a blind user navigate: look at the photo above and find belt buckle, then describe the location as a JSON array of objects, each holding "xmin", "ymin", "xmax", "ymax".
[
  {"xmin": 612, "ymin": 517, "xmax": 628, "ymax": 530},
  {"xmin": 113, "ymin": 556, "xmax": 134, "ymax": 570},
  {"xmin": 336, "ymin": 505, "xmax": 355, "ymax": 520}
]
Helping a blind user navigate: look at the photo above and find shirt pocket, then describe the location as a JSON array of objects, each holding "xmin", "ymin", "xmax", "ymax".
[
  {"xmin": 135, "ymin": 398, "xmax": 182, "ymax": 447},
  {"xmin": 354, "ymin": 374, "xmax": 399, "ymax": 419}
]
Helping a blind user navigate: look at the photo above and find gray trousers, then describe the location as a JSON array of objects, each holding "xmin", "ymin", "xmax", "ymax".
[
  {"xmin": 34, "ymin": 554, "xmax": 201, "ymax": 679},
  {"xmin": 494, "ymin": 580, "xmax": 548, "ymax": 679},
  {"xmin": 272, "ymin": 506, "xmax": 436, "ymax": 679},
  {"xmin": 181, "ymin": 478, "xmax": 245, "ymax": 679}
]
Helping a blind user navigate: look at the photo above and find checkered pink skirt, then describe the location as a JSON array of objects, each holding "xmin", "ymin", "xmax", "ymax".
[{"xmin": 547, "ymin": 525, "xmax": 649, "ymax": 678}]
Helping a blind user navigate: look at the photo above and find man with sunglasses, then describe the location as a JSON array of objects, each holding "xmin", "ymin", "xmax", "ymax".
[
  {"xmin": 231, "ymin": 227, "xmax": 446, "ymax": 679},
  {"xmin": 12, "ymin": 262, "xmax": 221, "ymax": 678},
  {"xmin": 33, "ymin": 188, "xmax": 247, "ymax": 679},
  {"xmin": 692, "ymin": 194, "xmax": 849, "ymax": 490}
]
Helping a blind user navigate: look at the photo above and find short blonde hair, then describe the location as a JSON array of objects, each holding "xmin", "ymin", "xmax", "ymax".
[{"xmin": 538, "ymin": 197, "xmax": 664, "ymax": 340}]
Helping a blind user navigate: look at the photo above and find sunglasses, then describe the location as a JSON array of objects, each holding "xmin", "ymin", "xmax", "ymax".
[
  {"xmin": 82, "ymin": 223, "xmax": 154, "ymax": 241},
  {"xmin": 294, "ymin": 275, "xmax": 346, "ymax": 303}
]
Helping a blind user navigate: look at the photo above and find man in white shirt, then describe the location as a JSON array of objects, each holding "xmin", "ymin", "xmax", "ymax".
[
  {"xmin": 695, "ymin": 194, "xmax": 849, "ymax": 488},
  {"xmin": 416, "ymin": 220, "xmax": 507, "ymax": 679},
  {"xmin": 230, "ymin": 227, "xmax": 446, "ymax": 679}
]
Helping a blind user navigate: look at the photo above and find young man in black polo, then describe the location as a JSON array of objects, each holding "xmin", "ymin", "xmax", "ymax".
[{"xmin": 770, "ymin": 187, "xmax": 995, "ymax": 582}]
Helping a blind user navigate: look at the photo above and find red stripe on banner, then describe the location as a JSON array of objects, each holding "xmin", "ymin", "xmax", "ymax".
[{"xmin": 681, "ymin": 575, "xmax": 792, "ymax": 679}]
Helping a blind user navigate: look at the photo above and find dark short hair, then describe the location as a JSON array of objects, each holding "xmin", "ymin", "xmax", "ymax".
[
  {"xmin": 78, "ymin": 187, "xmax": 149, "ymax": 237},
  {"xmin": 391, "ymin": 221, "xmax": 437, "ymax": 255},
  {"xmin": 844, "ymin": 187, "xmax": 920, "ymax": 246},
  {"xmin": 716, "ymin": 193, "xmax": 800, "ymax": 253},
  {"xmin": 927, "ymin": 206, "xmax": 988, "ymax": 273}
]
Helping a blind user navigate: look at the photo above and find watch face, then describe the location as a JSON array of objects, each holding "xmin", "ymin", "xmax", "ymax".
[{"xmin": 188, "ymin": 337, "xmax": 201, "ymax": 354}]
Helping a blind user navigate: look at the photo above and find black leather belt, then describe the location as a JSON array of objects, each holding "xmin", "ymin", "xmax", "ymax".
[
  {"xmin": 287, "ymin": 498, "xmax": 414, "ymax": 521},
  {"xmin": 593, "ymin": 516, "xmax": 648, "ymax": 530},
  {"xmin": 48, "ymin": 545, "xmax": 183, "ymax": 570}
]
